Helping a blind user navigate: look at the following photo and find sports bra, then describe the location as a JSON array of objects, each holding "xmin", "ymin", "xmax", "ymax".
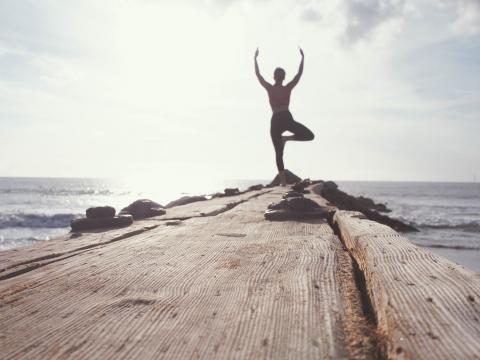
[{"xmin": 267, "ymin": 85, "xmax": 292, "ymax": 113}]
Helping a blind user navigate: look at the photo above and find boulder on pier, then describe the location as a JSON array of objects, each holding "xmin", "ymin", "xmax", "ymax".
[
  {"xmin": 86, "ymin": 206, "xmax": 116, "ymax": 219},
  {"xmin": 71, "ymin": 214, "xmax": 133, "ymax": 231},
  {"xmin": 120, "ymin": 199, "xmax": 166, "ymax": 219},
  {"xmin": 166, "ymin": 195, "xmax": 207, "ymax": 208},
  {"xmin": 224, "ymin": 188, "xmax": 240, "ymax": 196}
]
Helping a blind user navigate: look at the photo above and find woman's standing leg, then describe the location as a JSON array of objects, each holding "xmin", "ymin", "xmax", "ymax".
[{"xmin": 270, "ymin": 118, "xmax": 287, "ymax": 186}]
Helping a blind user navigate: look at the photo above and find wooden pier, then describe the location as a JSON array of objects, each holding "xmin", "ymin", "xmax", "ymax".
[{"xmin": 0, "ymin": 186, "xmax": 479, "ymax": 359}]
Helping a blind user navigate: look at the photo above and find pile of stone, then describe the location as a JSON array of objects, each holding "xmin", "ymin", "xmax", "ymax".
[
  {"xmin": 71, "ymin": 206, "xmax": 133, "ymax": 232},
  {"xmin": 270, "ymin": 169, "xmax": 301, "ymax": 186},
  {"xmin": 315, "ymin": 181, "xmax": 391, "ymax": 213},
  {"xmin": 314, "ymin": 181, "xmax": 418, "ymax": 232},
  {"xmin": 265, "ymin": 181, "xmax": 329, "ymax": 221}
]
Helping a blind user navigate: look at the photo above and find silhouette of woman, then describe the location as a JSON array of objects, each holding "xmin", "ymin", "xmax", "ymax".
[{"xmin": 254, "ymin": 47, "xmax": 314, "ymax": 186}]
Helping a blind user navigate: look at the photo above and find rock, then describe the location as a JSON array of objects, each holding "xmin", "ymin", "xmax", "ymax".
[
  {"xmin": 86, "ymin": 206, "xmax": 115, "ymax": 219},
  {"xmin": 311, "ymin": 183, "xmax": 324, "ymax": 195},
  {"xmin": 291, "ymin": 180, "xmax": 311, "ymax": 193},
  {"xmin": 248, "ymin": 184, "xmax": 264, "ymax": 191},
  {"xmin": 268, "ymin": 199, "xmax": 288, "ymax": 210},
  {"xmin": 282, "ymin": 191, "xmax": 304, "ymax": 199},
  {"xmin": 270, "ymin": 169, "xmax": 302, "ymax": 186},
  {"xmin": 293, "ymin": 179, "xmax": 310, "ymax": 188},
  {"xmin": 71, "ymin": 215, "xmax": 133, "ymax": 232},
  {"xmin": 224, "ymin": 188, "xmax": 240, "ymax": 196},
  {"xmin": 361, "ymin": 209, "xmax": 418, "ymax": 233},
  {"xmin": 323, "ymin": 181, "xmax": 338, "ymax": 190},
  {"xmin": 166, "ymin": 195, "xmax": 207, "ymax": 208},
  {"xmin": 268, "ymin": 197, "xmax": 320, "ymax": 212},
  {"xmin": 286, "ymin": 197, "xmax": 321, "ymax": 212},
  {"xmin": 319, "ymin": 183, "xmax": 418, "ymax": 232},
  {"xmin": 356, "ymin": 196, "xmax": 390, "ymax": 213},
  {"xmin": 319, "ymin": 184, "xmax": 390, "ymax": 213},
  {"xmin": 119, "ymin": 199, "xmax": 166, "ymax": 220},
  {"xmin": 265, "ymin": 196, "xmax": 328, "ymax": 221}
]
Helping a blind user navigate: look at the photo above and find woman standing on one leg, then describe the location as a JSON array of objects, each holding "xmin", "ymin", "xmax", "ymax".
[{"xmin": 254, "ymin": 47, "xmax": 314, "ymax": 187}]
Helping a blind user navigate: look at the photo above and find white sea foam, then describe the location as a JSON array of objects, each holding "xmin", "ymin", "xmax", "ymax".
[{"xmin": 0, "ymin": 213, "xmax": 80, "ymax": 229}]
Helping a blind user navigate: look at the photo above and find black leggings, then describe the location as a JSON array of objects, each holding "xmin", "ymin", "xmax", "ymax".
[{"xmin": 270, "ymin": 110, "xmax": 314, "ymax": 172}]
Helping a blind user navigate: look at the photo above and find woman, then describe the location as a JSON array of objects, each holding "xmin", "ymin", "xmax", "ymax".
[{"xmin": 254, "ymin": 47, "xmax": 314, "ymax": 186}]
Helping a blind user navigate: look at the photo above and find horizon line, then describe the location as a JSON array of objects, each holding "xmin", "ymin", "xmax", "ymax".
[{"xmin": 0, "ymin": 175, "xmax": 477, "ymax": 184}]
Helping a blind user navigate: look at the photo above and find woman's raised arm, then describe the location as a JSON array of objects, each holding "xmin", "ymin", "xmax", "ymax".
[
  {"xmin": 254, "ymin": 48, "xmax": 271, "ymax": 89},
  {"xmin": 287, "ymin": 47, "xmax": 304, "ymax": 89}
]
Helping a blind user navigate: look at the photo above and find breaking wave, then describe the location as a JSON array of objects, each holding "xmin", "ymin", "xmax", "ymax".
[
  {"xmin": 0, "ymin": 213, "xmax": 80, "ymax": 229},
  {"xmin": 416, "ymin": 221, "xmax": 480, "ymax": 233},
  {"xmin": 0, "ymin": 188, "xmax": 123, "ymax": 196},
  {"xmin": 416, "ymin": 243, "xmax": 480, "ymax": 251}
]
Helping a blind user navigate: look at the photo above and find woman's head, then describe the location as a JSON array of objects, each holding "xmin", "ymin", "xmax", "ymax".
[{"xmin": 274, "ymin": 67, "xmax": 286, "ymax": 83}]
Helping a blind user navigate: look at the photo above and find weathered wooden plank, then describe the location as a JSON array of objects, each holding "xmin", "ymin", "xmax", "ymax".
[
  {"xmin": 0, "ymin": 189, "xmax": 270, "ymax": 281},
  {"xmin": 0, "ymin": 188, "xmax": 369, "ymax": 359},
  {"xmin": 333, "ymin": 210, "xmax": 480, "ymax": 359}
]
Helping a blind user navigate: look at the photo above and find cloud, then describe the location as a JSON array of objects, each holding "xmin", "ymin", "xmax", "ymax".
[
  {"xmin": 330, "ymin": 0, "xmax": 480, "ymax": 45},
  {"xmin": 341, "ymin": 0, "xmax": 406, "ymax": 44},
  {"xmin": 449, "ymin": 0, "xmax": 480, "ymax": 33},
  {"xmin": 300, "ymin": 8, "xmax": 322, "ymax": 22},
  {"xmin": 292, "ymin": 0, "xmax": 480, "ymax": 46}
]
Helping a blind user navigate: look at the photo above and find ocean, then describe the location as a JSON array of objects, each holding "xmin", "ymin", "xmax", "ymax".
[
  {"xmin": 337, "ymin": 181, "xmax": 480, "ymax": 272},
  {"xmin": 0, "ymin": 177, "xmax": 264, "ymax": 250},
  {"xmin": 1, "ymin": 177, "xmax": 479, "ymax": 272}
]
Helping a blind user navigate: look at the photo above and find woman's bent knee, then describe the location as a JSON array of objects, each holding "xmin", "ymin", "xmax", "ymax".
[{"xmin": 303, "ymin": 131, "xmax": 314, "ymax": 141}]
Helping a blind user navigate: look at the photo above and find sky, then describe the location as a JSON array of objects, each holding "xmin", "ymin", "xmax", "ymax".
[{"xmin": 0, "ymin": 0, "xmax": 479, "ymax": 182}]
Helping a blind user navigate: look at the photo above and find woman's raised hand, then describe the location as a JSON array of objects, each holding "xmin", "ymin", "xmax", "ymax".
[
  {"xmin": 299, "ymin": 47, "xmax": 304, "ymax": 57},
  {"xmin": 255, "ymin": 47, "xmax": 259, "ymax": 59}
]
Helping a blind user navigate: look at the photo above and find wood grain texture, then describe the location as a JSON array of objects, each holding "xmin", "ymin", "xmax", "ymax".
[
  {"xmin": 0, "ymin": 189, "xmax": 369, "ymax": 359},
  {"xmin": 333, "ymin": 210, "xmax": 480, "ymax": 359},
  {"xmin": 0, "ymin": 189, "xmax": 270, "ymax": 281}
]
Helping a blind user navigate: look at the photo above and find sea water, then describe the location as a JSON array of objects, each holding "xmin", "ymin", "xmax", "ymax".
[
  {"xmin": 0, "ymin": 177, "xmax": 263, "ymax": 250},
  {"xmin": 338, "ymin": 181, "xmax": 480, "ymax": 271},
  {"xmin": 1, "ymin": 178, "xmax": 479, "ymax": 271}
]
